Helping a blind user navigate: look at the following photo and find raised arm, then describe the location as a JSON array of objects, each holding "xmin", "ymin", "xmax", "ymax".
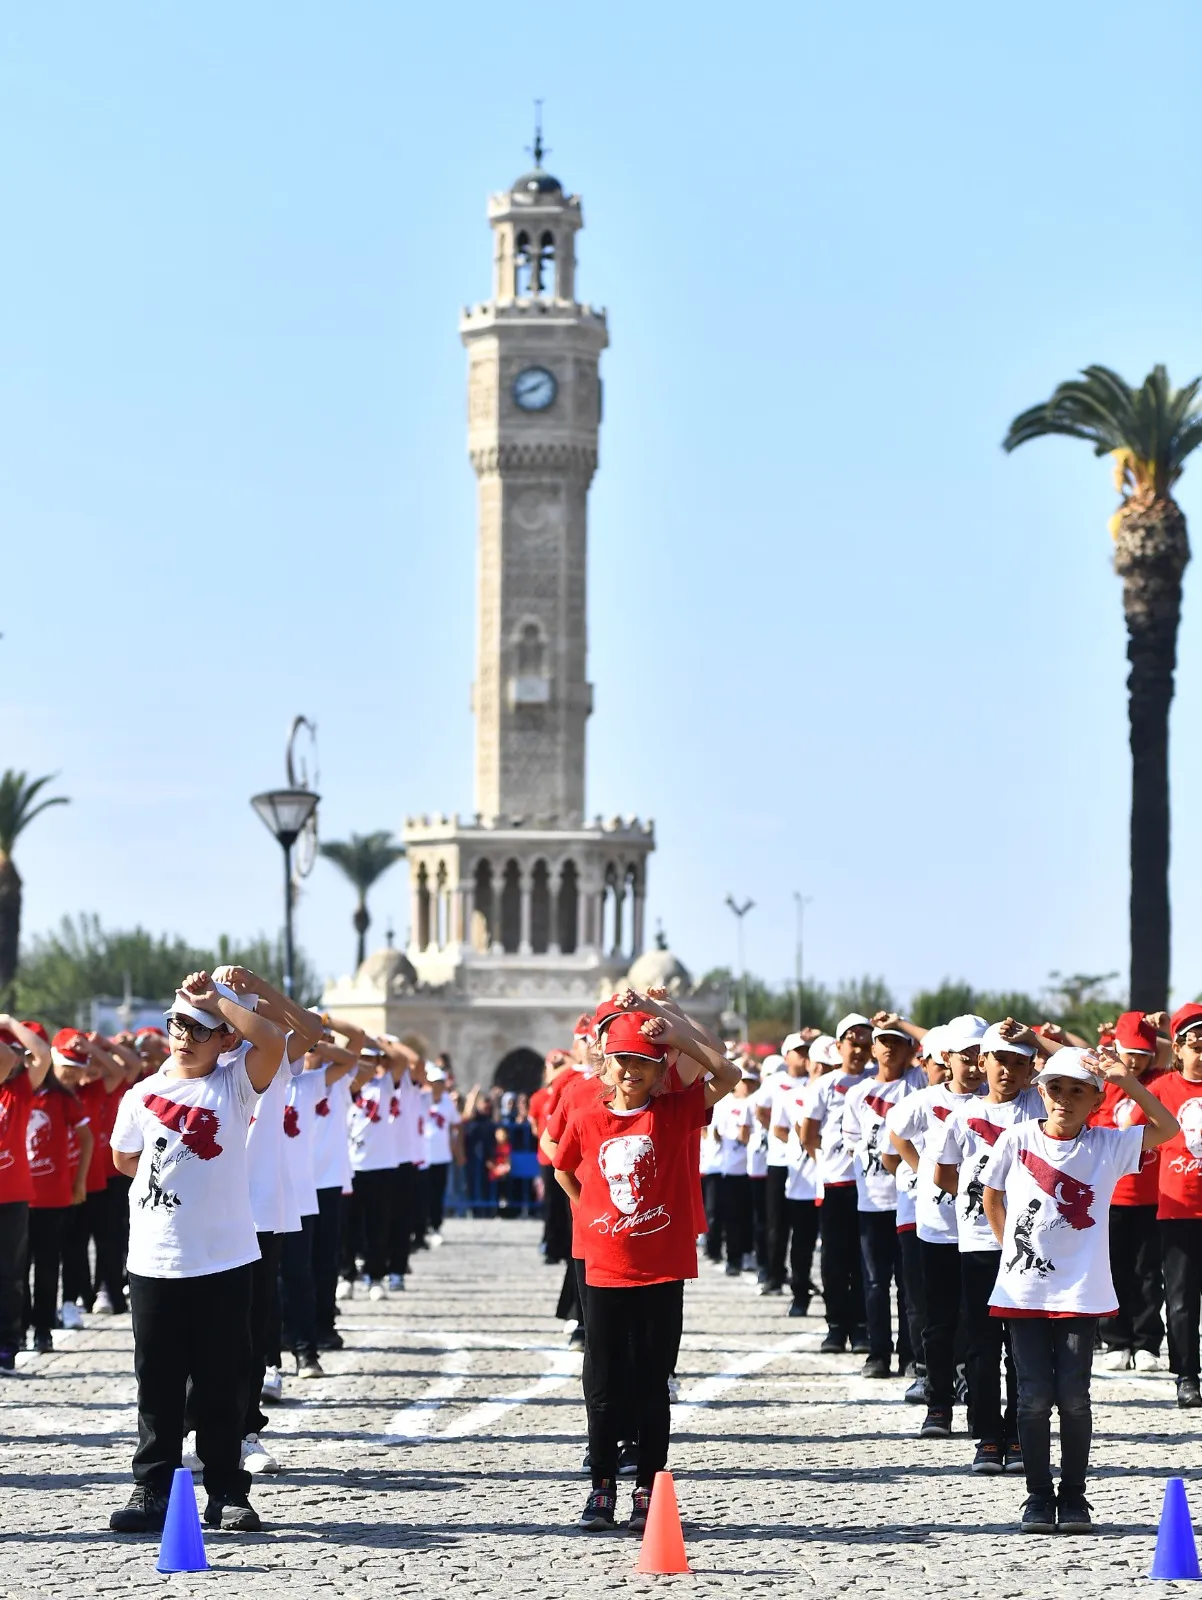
[
  {"xmin": 0, "ymin": 1015, "xmax": 50, "ymax": 1088},
  {"xmin": 178, "ymin": 972, "xmax": 285, "ymax": 1093}
]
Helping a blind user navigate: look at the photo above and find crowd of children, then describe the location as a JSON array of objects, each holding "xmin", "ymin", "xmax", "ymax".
[
  {"xmin": 0, "ymin": 968, "xmax": 467, "ymax": 1535},
  {"xmin": 538, "ymin": 994, "xmax": 1202, "ymax": 1535}
]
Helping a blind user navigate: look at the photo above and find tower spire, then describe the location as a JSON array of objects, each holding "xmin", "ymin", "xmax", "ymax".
[{"xmin": 527, "ymin": 99, "xmax": 548, "ymax": 169}]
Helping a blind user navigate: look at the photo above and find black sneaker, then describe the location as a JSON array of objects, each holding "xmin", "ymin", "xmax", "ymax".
[
  {"xmin": 579, "ymin": 1481, "xmax": 616, "ymax": 1531},
  {"xmin": 1056, "ymin": 1489, "xmax": 1094, "ymax": 1533},
  {"xmin": 724, "ymin": 1263, "xmax": 741, "ymax": 1276},
  {"xmin": 0, "ymin": 1346, "xmax": 15, "ymax": 1374},
  {"xmin": 787, "ymin": 1299, "xmax": 809, "ymax": 1318},
  {"xmin": 629, "ymin": 1485, "xmax": 652, "ymax": 1533},
  {"xmin": 971, "ymin": 1438, "xmax": 1003, "ymax": 1475},
  {"xmin": 861, "ymin": 1356, "xmax": 890, "ymax": 1379},
  {"xmin": 203, "ymin": 1493, "xmax": 262, "ymax": 1532},
  {"xmin": 569, "ymin": 1326, "xmax": 586, "ymax": 1349},
  {"xmin": 1020, "ymin": 1492, "xmax": 1058, "ymax": 1534},
  {"xmin": 1177, "ymin": 1376, "xmax": 1202, "ymax": 1409},
  {"xmin": 616, "ymin": 1441, "xmax": 639, "ymax": 1477},
  {"xmin": 1003, "ymin": 1439, "xmax": 1024, "ymax": 1474},
  {"xmin": 316, "ymin": 1330, "xmax": 344, "ymax": 1352},
  {"xmin": 904, "ymin": 1375, "xmax": 928, "ymax": 1405},
  {"xmin": 919, "ymin": 1406, "xmax": 953, "ymax": 1439},
  {"xmin": 819, "ymin": 1331, "xmax": 846, "ymax": 1354},
  {"xmin": 110, "ymin": 1484, "xmax": 170, "ymax": 1534},
  {"xmin": 33, "ymin": 1331, "xmax": 53, "ymax": 1355},
  {"xmin": 850, "ymin": 1333, "xmax": 871, "ymax": 1355}
]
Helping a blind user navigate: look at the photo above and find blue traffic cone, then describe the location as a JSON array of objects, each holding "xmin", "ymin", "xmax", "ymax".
[
  {"xmin": 1149, "ymin": 1477, "xmax": 1201, "ymax": 1580},
  {"xmin": 156, "ymin": 1467, "xmax": 208, "ymax": 1573}
]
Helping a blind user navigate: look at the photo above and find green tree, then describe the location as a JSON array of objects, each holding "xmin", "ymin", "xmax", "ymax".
[
  {"xmin": 1004, "ymin": 365, "xmax": 1202, "ymax": 1010},
  {"xmin": 319, "ymin": 831, "xmax": 405, "ymax": 971},
  {"xmin": 0, "ymin": 771, "xmax": 69, "ymax": 1002}
]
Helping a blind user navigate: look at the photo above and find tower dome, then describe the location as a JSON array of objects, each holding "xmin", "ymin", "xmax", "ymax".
[
  {"xmin": 626, "ymin": 946, "xmax": 693, "ymax": 998},
  {"xmin": 355, "ymin": 946, "xmax": 418, "ymax": 995},
  {"xmin": 510, "ymin": 168, "xmax": 564, "ymax": 201}
]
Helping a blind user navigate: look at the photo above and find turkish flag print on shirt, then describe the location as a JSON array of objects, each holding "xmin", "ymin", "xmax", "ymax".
[{"xmin": 553, "ymin": 1080, "xmax": 709, "ymax": 1289}]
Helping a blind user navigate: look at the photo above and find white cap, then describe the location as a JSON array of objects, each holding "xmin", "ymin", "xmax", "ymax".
[
  {"xmin": 979, "ymin": 1022, "xmax": 1037, "ymax": 1059},
  {"xmin": 780, "ymin": 1032, "xmax": 808, "ymax": 1056},
  {"xmin": 920, "ymin": 1025, "xmax": 947, "ymax": 1060},
  {"xmin": 835, "ymin": 1013, "xmax": 872, "ymax": 1041},
  {"xmin": 943, "ymin": 1014, "xmax": 989, "ymax": 1053},
  {"xmin": 426, "ymin": 1065, "xmax": 446, "ymax": 1083},
  {"xmin": 872, "ymin": 1020, "xmax": 912, "ymax": 1042},
  {"xmin": 1033, "ymin": 1047, "xmax": 1105, "ymax": 1090},
  {"xmin": 760, "ymin": 1053, "xmax": 787, "ymax": 1076},
  {"xmin": 739, "ymin": 1066, "xmax": 760, "ymax": 1081},
  {"xmin": 166, "ymin": 979, "xmax": 255, "ymax": 1034},
  {"xmin": 810, "ymin": 1034, "xmax": 840, "ymax": 1067}
]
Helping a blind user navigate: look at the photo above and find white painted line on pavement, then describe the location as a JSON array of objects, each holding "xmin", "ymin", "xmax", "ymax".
[
  {"xmin": 384, "ymin": 1345, "xmax": 476, "ymax": 1440},
  {"xmin": 672, "ymin": 1333, "xmax": 811, "ymax": 1409},
  {"xmin": 434, "ymin": 1345, "xmax": 581, "ymax": 1439}
]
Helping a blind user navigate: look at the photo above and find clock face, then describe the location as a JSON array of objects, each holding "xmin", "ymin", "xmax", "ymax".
[{"xmin": 512, "ymin": 366, "xmax": 558, "ymax": 412}]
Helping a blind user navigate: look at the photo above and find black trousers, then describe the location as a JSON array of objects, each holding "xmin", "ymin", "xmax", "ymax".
[
  {"xmin": 349, "ymin": 1167, "xmax": 393, "ymax": 1283},
  {"xmin": 786, "ymin": 1198, "xmax": 820, "ymax": 1303},
  {"xmin": 313, "ymin": 1186, "xmax": 342, "ymax": 1338},
  {"xmin": 584, "ymin": 1279, "xmax": 683, "ymax": 1488},
  {"xmin": 130, "ymin": 1264, "xmax": 253, "ymax": 1499},
  {"xmin": 387, "ymin": 1162, "xmax": 417, "ymax": 1278},
  {"xmin": 819, "ymin": 1184, "xmax": 866, "ymax": 1338},
  {"xmin": 1008, "ymin": 1315, "xmax": 1095, "ymax": 1497},
  {"xmin": 246, "ymin": 1231, "xmax": 281, "ymax": 1434},
  {"xmin": 0, "ymin": 1200, "xmax": 29, "ymax": 1353},
  {"xmin": 280, "ymin": 1213, "xmax": 318, "ymax": 1362},
  {"xmin": 898, "ymin": 1229, "xmax": 927, "ymax": 1373},
  {"xmin": 764, "ymin": 1165, "xmax": 789, "ymax": 1289},
  {"xmin": 919, "ymin": 1239, "xmax": 961, "ymax": 1406},
  {"xmin": 749, "ymin": 1177, "xmax": 768, "ymax": 1272},
  {"xmin": 702, "ymin": 1174, "xmax": 723, "ymax": 1261},
  {"xmin": 859, "ymin": 1211, "xmax": 911, "ymax": 1366},
  {"xmin": 103, "ymin": 1174, "xmax": 132, "ymax": 1309},
  {"xmin": 61, "ymin": 1193, "xmax": 94, "ymax": 1307},
  {"xmin": 25, "ymin": 1205, "xmax": 68, "ymax": 1338},
  {"xmin": 543, "ymin": 1171, "xmax": 572, "ymax": 1263},
  {"xmin": 1105, "ymin": 1204, "xmax": 1164, "ymax": 1355},
  {"xmin": 423, "ymin": 1163, "xmax": 449, "ymax": 1233},
  {"xmin": 339, "ymin": 1191, "xmax": 359, "ymax": 1280},
  {"xmin": 717, "ymin": 1174, "xmax": 752, "ymax": 1270},
  {"xmin": 960, "ymin": 1249, "xmax": 1016, "ymax": 1442},
  {"xmin": 1161, "ymin": 1217, "xmax": 1202, "ymax": 1378}
]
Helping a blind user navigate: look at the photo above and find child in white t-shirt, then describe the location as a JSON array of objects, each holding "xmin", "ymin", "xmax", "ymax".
[
  {"xmin": 979, "ymin": 1047, "xmax": 1178, "ymax": 1533},
  {"xmin": 108, "ymin": 972, "xmax": 283, "ymax": 1536}
]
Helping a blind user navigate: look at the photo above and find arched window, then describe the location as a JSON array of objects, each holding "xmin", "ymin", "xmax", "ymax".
[
  {"xmin": 602, "ymin": 862, "xmax": 619, "ymax": 955},
  {"xmin": 515, "ymin": 230, "xmax": 533, "ymax": 297},
  {"xmin": 530, "ymin": 860, "xmax": 551, "ymax": 954},
  {"xmin": 417, "ymin": 863, "xmax": 431, "ymax": 953},
  {"xmin": 435, "ymin": 860, "xmax": 449, "ymax": 949},
  {"xmin": 500, "ymin": 859, "xmax": 522, "ymax": 954},
  {"xmin": 472, "ymin": 860, "xmax": 494, "ymax": 952},
  {"xmin": 625, "ymin": 863, "xmax": 639, "ymax": 959},
  {"xmin": 557, "ymin": 860, "xmax": 579, "ymax": 954},
  {"xmin": 535, "ymin": 230, "xmax": 555, "ymax": 295},
  {"xmin": 517, "ymin": 622, "xmax": 545, "ymax": 677}
]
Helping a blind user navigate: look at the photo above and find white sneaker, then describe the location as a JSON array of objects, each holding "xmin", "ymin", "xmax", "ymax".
[
  {"xmin": 260, "ymin": 1365, "xmax": 284, "ymax": 1404},
  {"xmin": 1101, "ymin": 1347, "xmax": 1132, "ymax": 1371},
  {"xmin": 667, "ymin": 1377, "xmax": 680, "ymax": 1403},
  {"xmin": 369, "ymin": 1281, "xmax": 387, "ymax": 1302},
  {"xmin": 1134, "ymin": 1348, "xmax": 1167, "ymax": 1372},
  {"xmin": 428, "ymin": 1231, "xmax": 443, "ymax": 1248},
  {"xmin": 386, "ymin": 1273, "xmax": 404, "ymax": 1291},
  {"xmin": 241, "ymin": 1434, "xmax": 280, "ymax": 1474},
  {"xmin": 335, "ymin": 1278, "xmax": 353, "ymax": 1301},
  {"xmin": 181, "ymin": 1432, "xmax": 201, "ymax": 1472},
  {"xmin": 92, "ymin": 1287, "xmax": 114, "ymax": 1315},
  {"xmin": 60, "ymin": 1302, "xmax": 84, "ymax": 1331}
]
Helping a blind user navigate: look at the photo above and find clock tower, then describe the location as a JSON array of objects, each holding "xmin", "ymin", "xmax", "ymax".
[{"xmin": 460, "ymin": 144, "xmax": 607, "ymax": 826}]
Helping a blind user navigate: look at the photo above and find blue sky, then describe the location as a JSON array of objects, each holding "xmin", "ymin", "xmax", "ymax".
[{"xmin": 4, "ymin": 0, "xmax": 1202, "ymax": 1008}]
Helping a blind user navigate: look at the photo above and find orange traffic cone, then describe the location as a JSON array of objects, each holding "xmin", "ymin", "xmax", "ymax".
[{"xmin": 635, "ymin": 1470, "xmax": 690, "ymax": 1574}]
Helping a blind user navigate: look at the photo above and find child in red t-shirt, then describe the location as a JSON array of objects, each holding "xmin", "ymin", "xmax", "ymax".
[
  {"xmin": 0, "ymin": 1017, "xmax": 51, "ymax": 1371},
  {"xmin": 553, "ymin": 1001, "xmax": 739, "ymax": 1532},
  {"xmin": 25, "ymin": 1030, "xmax": 94, "ymax": 1352},
  {"xmin": 1146, "ymin": 1003, "xmax": 1202, "ymax": 1407}
]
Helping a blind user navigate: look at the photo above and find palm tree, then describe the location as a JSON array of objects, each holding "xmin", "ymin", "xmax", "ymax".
[
  {"xmin": 319, "ymin": 830, "xmax": 405, "ymax": 971},
  {"xmin": 0, "ymin": 771, "xmax": 70, "ymax": 1001},
  {"xmin": 1004, "ymin": 365, "xmax": 1202, "ymax": 1010}
]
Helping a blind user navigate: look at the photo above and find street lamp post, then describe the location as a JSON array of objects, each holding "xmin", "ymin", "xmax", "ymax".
[
  {"xmin": 251, "ymin": 787, "xmax": 320, "ymax": 997},
  {"xmin": 793, "ymin": 892, "xmax": 813, "ymax": 1031},
  {"xmin": 724, "ymin": 894, "xmax": 755, "ymax": 1043}
]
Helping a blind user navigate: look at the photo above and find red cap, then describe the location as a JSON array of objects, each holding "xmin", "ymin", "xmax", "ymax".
[
  {"xmin": 135, "ymin": 1026, "xmax": 166, "ymax": 1040},
  {"xmin": 1172, "ymin": 1004, "xmax": 1202, "ymax": 1041},
  {"xmin": 592, "ymin": 996, "xmax": 626, "ymax": 1035},
  {"xmin": 602, "ymin": 1010, "xmax": 667, "ymax": 1062},
  {"xmin": 0, "ymin": 1028, "xmax": 19, "ymax": 1048},
  {"xmin": 21, "ymin": 1020, "xmax": 48, "ymax": 1042},
  {"xmin": 572, "ymin": 1013, "xmax": 594, "ymax": 1041},
  {"xmin": 1114, "ymin": 1010, "xmax": 1157, "ymax": 1054},
  {"xmin": 1098, "ymin": 1029, "xmax": 1117, "ymax": 1048},
  {"xmin": 544, "ymin": 1049, "xmax": 569, "ymax": 1070},
  {"xmin": 51, "ymin": 1027, "xmax": 89, "ymax": 1065}
]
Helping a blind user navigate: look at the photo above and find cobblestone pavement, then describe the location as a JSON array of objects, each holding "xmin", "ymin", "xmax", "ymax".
[{"xmin": 1, "ymin": 1218, "xmax": 1198, "ymax": 1598}]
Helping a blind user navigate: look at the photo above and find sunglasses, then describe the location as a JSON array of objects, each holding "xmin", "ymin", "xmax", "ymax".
[{"xmin": 168, "ymin": 1015, "xmax": 216, "ymax": 1044}]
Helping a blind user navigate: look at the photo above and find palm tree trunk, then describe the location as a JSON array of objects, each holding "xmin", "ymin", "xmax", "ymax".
[
  {"xmin": 1115, "ymin": 494, "xmax": 1190, "ymax": 1010},
  {"xmin": 353, "ymin": 902, "xmax": 371, "ymax": 972},
  {"xmin": 0, "ymin": 852, "xmax": 22, "ymax": 1004}
]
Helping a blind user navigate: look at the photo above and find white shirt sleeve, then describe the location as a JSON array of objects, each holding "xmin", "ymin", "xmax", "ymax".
[
  {"xmin": 979, "ymin": 1127, "xmax": 1016, "ymax": 1191},
  {"xmin": 110, "ymin": 1087, "xmax": 145, "ymax": 1154}
]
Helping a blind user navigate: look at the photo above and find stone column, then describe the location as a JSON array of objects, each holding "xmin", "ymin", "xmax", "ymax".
[
  {"xmin": 577, "ymin": 887, "xmax": 588, "ymax": 953},
  {"xmin": 409, "ymin": 874, "xmax": 422, "ymax": 955},
  {"xmin": 612, "ymin": 878, "xmax": 624, "ymax": 957},
  {"xmin": 519, "ymin": 865, "xmax": 533, "ymax": 956},
  {"xmin": 632, "ymin": 880, "xmax": 646, "ymax": 957}
]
